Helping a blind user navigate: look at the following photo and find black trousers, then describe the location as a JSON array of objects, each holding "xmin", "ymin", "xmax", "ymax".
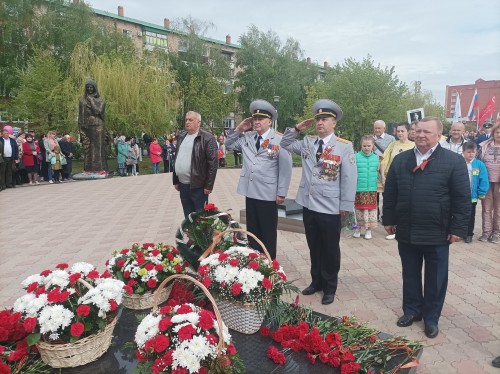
[
  {"xmin": 245, "ymin": 197, "xmax": 278, "ymax": 260},
  {"xmin": 398, "ymin": 242, "xmax": 449, "ymax": 326},
  {"xmin": 0, "ymin": 158, "xmax": 14, "ymax": 188},
  {"xmin": 179, "ymin": 183, "xmax": 208, "ymax": 219},
  {"xmin": 302, "ymin": 208, "xmax": 341, "ymax": 295},
  {"xmin": 467, "ymin": 202, "xmax": 477, "ymax": 236}
]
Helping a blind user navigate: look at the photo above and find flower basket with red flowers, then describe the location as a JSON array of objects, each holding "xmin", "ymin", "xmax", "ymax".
[
  {"xmin": 12, "ymin": 262, "xmax": 127, "ymax": 368},
  {"xmin": 134, "ymin": 274, "xmax": 244, "ymax": 374},
  {"xmin": 197, "ymin": 229, "xmax": 298, "ymax": 334},
  {"xmin": 175, "ymin": 204, "xmax": 243, "ymax": 269},
  {"xmin": 107, "ymin": 243, "xmax": 187, "ymax": 310},
  {"xmin": 0, "ymin": 309, "xmax": 50, "ymax": 374}
]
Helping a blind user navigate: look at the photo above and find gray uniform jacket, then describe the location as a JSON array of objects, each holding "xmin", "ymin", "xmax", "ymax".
[
  {"xmin": 225, "ymin": 129, "xmax": 292, "ymax": 201},
  {"xmin": 280, "ymin": 128, "xmax": 357, "ymax": 214}
]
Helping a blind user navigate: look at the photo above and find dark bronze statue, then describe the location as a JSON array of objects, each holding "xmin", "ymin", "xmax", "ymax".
[{"xmin": 78, "ymin": 80, "xmax": 107, "ymax": 172}]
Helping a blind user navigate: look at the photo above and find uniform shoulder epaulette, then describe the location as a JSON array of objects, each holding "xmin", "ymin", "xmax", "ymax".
[
  {"xmin": 336, "ymin": 137, "xmax": 350, "ymax": 144},
  {"xmin": 307, "ymin": 135, "xmax": 316, "ymax": 139},
  {"xmin": 275, "ymin": 131, "xmax": 284, "ymax": 136}
]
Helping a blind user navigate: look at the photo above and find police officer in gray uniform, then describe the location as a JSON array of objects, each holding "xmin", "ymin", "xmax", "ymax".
[
  {"xmin": 280, "ymin": 99, "xmax": 357, "ymax": 304},
  {"xmin": 225, "ymin": 99, "xmax": 292, "ymax": 259}
]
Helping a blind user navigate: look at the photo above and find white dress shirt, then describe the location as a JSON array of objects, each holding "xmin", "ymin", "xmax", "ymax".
[{"xmin": 414, "ymin": 143, "xmax": 438, "ymax": 166}]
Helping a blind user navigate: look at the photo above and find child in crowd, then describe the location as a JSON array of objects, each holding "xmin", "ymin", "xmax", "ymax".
[
  {"xmin": 49, "ymin": 146, "xmax": 65, "ymax": 183},
  {"xmin": 462, "ymin": 141, "xmax": 489, "ymax": 243},
  {"xmin": 353, "ymin": 135, "xmax": 381, "ymax": 239}
]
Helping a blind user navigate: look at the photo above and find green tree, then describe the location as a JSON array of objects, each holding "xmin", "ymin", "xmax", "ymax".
[
  {"xmin": 236, "ymin": 25, "xmax": 317, "ymax": 129},
  {"xmin": 308, "ymin": 56, "xmax": 408, "ymax": 146}
]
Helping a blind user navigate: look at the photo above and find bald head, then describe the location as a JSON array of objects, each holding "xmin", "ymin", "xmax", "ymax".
[
  {"xmin": 373, "ymin": 120, "xmax": 386, "ymax": 137},
  {"xmin": 450, "ymin": 122, "xmax": 465, "ymax": 143}
]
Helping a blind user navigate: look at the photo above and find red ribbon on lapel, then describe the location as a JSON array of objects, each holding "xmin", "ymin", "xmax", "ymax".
[{"xmin": 412, "ymin": 157, "xmax": 434, "ymax": 173}]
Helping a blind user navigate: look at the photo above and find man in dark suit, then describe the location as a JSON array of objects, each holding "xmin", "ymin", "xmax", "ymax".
[
  {"xmin": 0, "ymin": 127, "xmax": 19, "ymax": 190},
  {"xmin": 383, "ymin": 117, "xmax": 470, "ymax": 338}
]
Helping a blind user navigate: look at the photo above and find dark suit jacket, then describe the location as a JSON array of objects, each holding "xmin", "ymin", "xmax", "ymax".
[
  {"xmin": 383, "ymin": 144, "xmax": 471, "ymax": 245},
  {"xmin": 475, "ymin": 133, "xmax": 490, "ymax": 145},
  {"xmin": 0, "ymin": 137, "xmax": 19, "ymax": 160}
]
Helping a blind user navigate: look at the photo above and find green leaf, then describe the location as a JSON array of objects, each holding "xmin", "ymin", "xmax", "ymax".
[
  {"xmin": 97, "ymin": 319, "xmax": 106, "ymax": 330},
  {"xmin": 136, "ymin": 285, "xmax": 145, "ymax": 295},
  {"xmin": 69, "ymin": 336, "xmax": 80, "ymax": 343},
  {"xmin": 27, "ymin": 332, "xmax": 41, "ymax": 346},
  {"xmin": 84, "ymin": 321, "xmax": 94, "ymax": 332}
]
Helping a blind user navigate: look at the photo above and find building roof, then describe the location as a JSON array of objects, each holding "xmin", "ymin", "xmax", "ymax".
[{"xmin": 92, "ymin": 8, "xmax": 241, "ymax": 50}]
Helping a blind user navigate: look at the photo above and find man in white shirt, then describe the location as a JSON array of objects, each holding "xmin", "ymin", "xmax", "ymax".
[{"xmin": 441, "ymin": 122, "xmax": 465, "ymax": 155}]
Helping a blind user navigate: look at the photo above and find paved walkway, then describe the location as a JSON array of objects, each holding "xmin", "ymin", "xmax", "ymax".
[{"xmin": 0, "ymin": 168, "xmax": 498, "ymax": 373}]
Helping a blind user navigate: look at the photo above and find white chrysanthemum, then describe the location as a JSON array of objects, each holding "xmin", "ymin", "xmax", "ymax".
[
  {"xmin": 49, "ymin": 333, "xmax": 60, "ymax": 340},
  {"xmin": 213, "ymin": 321, "xmax": 231, "ymax": 344},
  {"xmin": 38, "ymin": 305, "xmax": 74, "ymax": 335},
  {"xmin": 13, "ymin": 293, "xmax": 48, "ymax": 317},
  {"xmin": 135, "ymin": 314, "xmax": 161, "ymax": 348},
  {"xmin": 44, "ymin": 270, "xmax": 70, "ymax": 289},
  {"xmin": 172, "ymin": 321, "xmax": 196, "ymax": 334},
  {"xmin": 171, "ymin": 312, "xmax": 199, "ymax": 325},
  {"xmin": 173, "ymin": 303, "xmax": 197, "ymax": 312},
  {"xmin": 214, "ymin": 265, "xmax": 229, "ymax": 283},
  {"xmin": 21, "ymin": 274, "xmax": 44, "ymax": 288},
  {"xmin": 182, "ymin": 335, "xmax": 214, "ymax": 359},
  {"xmin": 70, "ymin": 262, "xmax": 96, "ymax": 276},
  {"xmin": 223, "ymin": 265, "xmax": 239, "ymax": 283},
  {"xmin": 172, "ymin": 348, "xmax": 201, "ymax": 374},
  {"xmin": 238, "ymin": 268, "xmax": 263, "ymax": 293},
  {"xmin": 225, "ymin": 246, "xmax": 253, "ymax": 256}
]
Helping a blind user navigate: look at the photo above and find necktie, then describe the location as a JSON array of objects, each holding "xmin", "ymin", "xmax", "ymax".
[
  {"xmin": 255, "ymin": 135, "xmax": 262, "ymax": 151},
  {"xmin": 316, "ymin": 139, "xmax": 324, "ymax": 162}
]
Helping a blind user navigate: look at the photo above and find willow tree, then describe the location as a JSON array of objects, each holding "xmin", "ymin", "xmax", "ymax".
[{"xmin": 69, "ymin": 43, "xmax": 180, "ymax": 136}]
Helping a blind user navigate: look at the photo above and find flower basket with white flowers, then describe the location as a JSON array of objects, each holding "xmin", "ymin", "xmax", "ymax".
[
  {"xmin": 13, "ymin": 262, "xmax": 126, "ymax": 368},
  {"xmin": 107, "ymin": 243, "xmax": 187, "ymax": 310},
  {"xmin": 134, "ymin": 274, "xmax": 244, "ymax": 374},
  {"xmin": 197, "ymin": 229, "xmax": 297, "ymax": 334}
]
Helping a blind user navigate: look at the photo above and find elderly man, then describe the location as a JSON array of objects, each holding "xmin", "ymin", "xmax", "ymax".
[
  {"xmin": 281, "ymin": 99, "xmax": 357, "ymax": 305},
  {"xmin": 373, "ymin": 120, "xmax": 395, "ymax": 156},
  {"xmin": 383, "ymin": 117, "xmax": 470, "ymax": 338},
  {"xmin": 441, "ymin": 122, "xmax": 466, "ymax": 154},
  {"xmin": 0, "ymin": 127, "xmax": 19, "ymax": 190},
  {"xmin": 173, "ymin": 111, "xmax": 218, "ymax": 218},
  {"xmin": 225, "ymin": 100, "xmax": 292, "ymax": 259}
]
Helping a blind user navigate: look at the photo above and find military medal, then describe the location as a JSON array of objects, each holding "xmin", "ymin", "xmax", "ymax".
[{"xmin": 318, "ymin": 146, "xmax": 341, "ymax": 181}]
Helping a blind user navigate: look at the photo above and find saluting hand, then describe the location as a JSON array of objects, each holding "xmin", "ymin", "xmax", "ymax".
[
  {"xmin": 236, "ymin": 117, "xmax": 253, "ymax": 132},
  {"xmin": 295, "ymin": 118, "xmax": 315, "ymax": 131}
]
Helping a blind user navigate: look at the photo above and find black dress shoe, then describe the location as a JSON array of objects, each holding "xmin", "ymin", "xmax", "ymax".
[
  {"xmin": 302, "ymin": 285, "xmax": 322, "ymax": 295},
  {"xmin": 492, "ymin": 356, "xmax": 500, "ymax": 368},
  {"xmin": 321, "ymin": 294, "xmax": 334, "ymax": 305},
  {"xmin": 396, "ymin": 314, "xmax": 422, "ymax": 327},
  {"xmin": 424, "ymin": 325, "xmax": 439, "ymax": 338},
  {"xmin": 465, "ymin": 236, "xmax": 472, "ymax": 243}
]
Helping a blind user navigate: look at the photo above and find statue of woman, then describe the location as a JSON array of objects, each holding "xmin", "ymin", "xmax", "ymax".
[{"xmin": 78, "ymin": 80, "xmax": 107, "ymax": 172}]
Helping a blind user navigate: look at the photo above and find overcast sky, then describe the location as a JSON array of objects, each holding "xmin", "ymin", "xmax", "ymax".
[{"xmin": 89, "ymin": 0, "xmax": 499, "ymax": 105}]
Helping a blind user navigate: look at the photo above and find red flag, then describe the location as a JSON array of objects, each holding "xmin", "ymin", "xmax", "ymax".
[{"xmin": 478, "ymin": 94, "xmax": 496, "ymax": 125}]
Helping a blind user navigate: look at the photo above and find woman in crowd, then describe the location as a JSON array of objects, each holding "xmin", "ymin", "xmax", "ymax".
[
  {"xmin": 22, "ymin": 133, "xmax": 41, "ymax": 185},
  {"xmin": 162, "ymin": 137, "xmax": 175, "ymax": 173},
  {"xmin": 130, "ymin": 137, "xmax": 140, "ymax": 176},
  {"xmin": 38, "ymin": 134, "xmax": 48, "ymax": 181},
  {"xmin": 477, "ymin": 123, "xmax": 500, "ymax": 244},
  {"xmin": 43, "ymin": 131, "xmax": 58, "ymax": 183},
  {"xmin": 116, "ymin": 136, "xmax": 129, "ymax": 177},
  {"xmin": 380, "ymin": 122, "xmax": 415, "ymax": 239},
  {"xmin": 149, "ymin": 137, "xmax": 162, "ymax": 174}
]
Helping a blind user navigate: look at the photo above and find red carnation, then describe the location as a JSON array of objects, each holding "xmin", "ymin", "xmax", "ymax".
[
  {"xmin": 328, "ymin": 354, "xmax": 341, "ymax": 368},
  {"xmin": 120, "ymin": 249, "xmax": 130, "ymax": 255},
  {"xmin": 230, "ymin": 283, "xmax": 242, "ymax": 296},
  {"xmin": 198, "ymin": 311, "xmax": 214, "ymax": 330},
  {"xmin": 116, "ymin": 259, "xmax": 126, "ymax": 268},
  {"xmin": 202, "ymin": 277, "xmax": 211, "ymax": 288},
  {"xmin": 198, "ymin": 368, "xmax": 209, "ymax": 374},
  {"xmin": 155, "ymin": 264, "xmax": 163, "ymax": 271},
  {"xmin": 260, "ymin": 326, "xmax": 271, "ymax": 337},
  {"xmin": 249, "ymin": 252, "xmax": 259, "ymax": 259},
  {"xmin": 174, "ymin": 264, "xmax": 183, "ymax": 273},
  {"xmin": 267, "ymin": 346, "xmax": 286, "ymax": 365},
  {"xmin": 159, "ymin": 306, "xmax": 173, "ymax": 315},
  {"xmin": 136, "ymin": 350, "xmax": 147, "ymax": 362},
  {"xmin": 87, "ymin": 270, "xmax": 100, "ymax": 279},
  {"xmin": 205, "ymin": 334, "xmax": 218, "ymax": 345},
  {"xmin": 159, "ymin": 317, "xmax": 172, "ymax": 332},
  {"xmin": 227, "ymin": 343, "xmax": 237, "ymax": 355},
  {"xmin": 123, "ymin": 271, "xmax": 131, "ymax": 278},
  {"xmin": 166, "ymin": 253, "xmax": 175, "ymax": 261},
  {"xmin": 218, "ymin": 253, "xmax": 229, "ymax": 262},
  {"xmin": 326, "ymin": 332, "xmax": 342, "ymax": 347},
  {"xmin": 147, "ymin": 279, "xmax": 157, "ymax": 288},
  {"xmin": 70, "ymin": 322, "xmax": 84, "ymax": 337},
  {"xmin": 341, "ymin": 362, "xmax": 361, "ymax": 374},
  {"xmin": 145, "ymin": 263, "xmax": 155, "ymax": 271},
  {"xmin": 204, "ymin": 203, "xmax": 217, "ymax": 212},
  {"xmin": 172, "ymin": 368, "xmax": 188, "ymax": 374},
  {"xmin": 342, "ymin": 350, "xmax": 355, "ymax": 361},
  {"xmin": 153, "ymin": 335, "xmax": 170, "ymax": 353},
  {"xmin": 308, "ymin": 353, "xmax": 316, "ymax": 364},
  {"xmin": 76, "ymin": 305, "xmax": 91, "ymax": 317},
  {"xmin": 124, "ymin": 285, "xmax": 133, "ymax": 295},
  {"xmin": 69, "ymin": 273, "xmax": 81, "ymax": 283},
  {"xmin": 56, "ymin": 263, "xmax": 69, "ymax": 269},
  {"xmin": 172, "ymin": 248, "xmax": 180, "ymax": 255},
  {"xmin": 136, "ymin": 257, "xmax": 145, "ymax": 265},
  {"xmin": 35, "ymin": 286, "xmax": 46, "ymax": 297},
  {"xmin": 198, "ymin": 265, "xmax": 209, "ymax": 276},
  {"xmin": 177, "ymin": 324, "xmax": 196, "ymax": 341},
  {"xmin": 0, "ymin": 327, "xmax": 9, "ymax": 342},
  {"xmin": 271, "ymin": 260, "xmax": 280, "ymax": 270},
  {"xmin": 229, "ymin": 259, "xmax": 239, "ymax": 267},
  {"xmin": 109, "ymin": 299, "xmax": 118, "ymax": 311},
  {"xmin": 176, "ymin": 304, "xmax": 193, "ymax": 314},
  {"xmin": 127, "ymin": 279, "xmax": 138, "ymax": 287},
  {"xmin": 248, "ymin": 261, "xmax": 259, "ymax": 270},
  {"xmin": 40, "ymin": 269, "xmax": 51, "ymax": 276},
  {"xmin": 26, "ymin": 282, "xmax": 38, "ymax": 293},
  {"xmin": 262, "ymin": 278, "xmax": 272, "ymax": 290},
  {"xmin": 136, "ymin": 251, "xmax": 145, "ymax": 257},
  {"xmin": 23, "ymin": 317, "xmax": 37, "ymax": 333},
  {"xmin": 143, "ymin": 243, "xmax": 154, "ymax": 248},
  {"xmin": 162, "ymin": 349, "xmax": 173, "ymax": 365},
  {"xmin": 151, "ymin": 249, "xmax": 161, "ymax": 256},
  {"xmin": 100, "ymin": 270, "xmax": 112, "ymax": 278}
]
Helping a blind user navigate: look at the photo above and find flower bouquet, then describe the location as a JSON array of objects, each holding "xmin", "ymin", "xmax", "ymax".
[
  {"xmin": 134, "ymin": 274, "xmax": 244, "ymax": 374},
  {"xmin": 197, "ymin": 229, "xmax": 297, "ymax": 334},
  {"xmin": 0, "ymin": 309, "xmax": 50, "ymax": 374},
  {"xmin": 175, "ymin": 204, "xmax": 244, "ymax": 269},
  {"xmin": 107, "ymin": 242, "xmax": 187, "ymax": 310},
  {"xmin": 13, "ymin": 262, "xmax": 126, "ymax": 368}
]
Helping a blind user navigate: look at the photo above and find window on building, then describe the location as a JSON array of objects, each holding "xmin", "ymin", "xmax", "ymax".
[
  {"xmin": 223, "ymin": 118, "xmax": 235, "ymax": 129},
  {"xmin": 178, "ymin": 40, "xmax": 188, "ymax": 52},
  {"xmin": 123, "ymin": 29, "xmax": 132, "ymax": 38},
  {"xmin": 145, "ymin": 31, "xmax": 167, "ymax": 48}
]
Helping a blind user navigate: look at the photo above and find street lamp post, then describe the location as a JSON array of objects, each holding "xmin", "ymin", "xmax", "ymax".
[{"xmin": 273, "ymin": 95, "xmax": 280, "ymax": 131}]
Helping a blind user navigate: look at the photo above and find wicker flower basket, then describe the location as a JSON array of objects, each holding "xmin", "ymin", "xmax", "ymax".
[
  {"xmin": 36, "ymin": 279, "xmax": 118, "ymax": 368},
  {"xmin": 122, "ymin": 283, "xmax": 172, "ymax": 310},
  {"xmin": 200, "ymin": 228, "xmax": 273, "ymax": 334}
]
